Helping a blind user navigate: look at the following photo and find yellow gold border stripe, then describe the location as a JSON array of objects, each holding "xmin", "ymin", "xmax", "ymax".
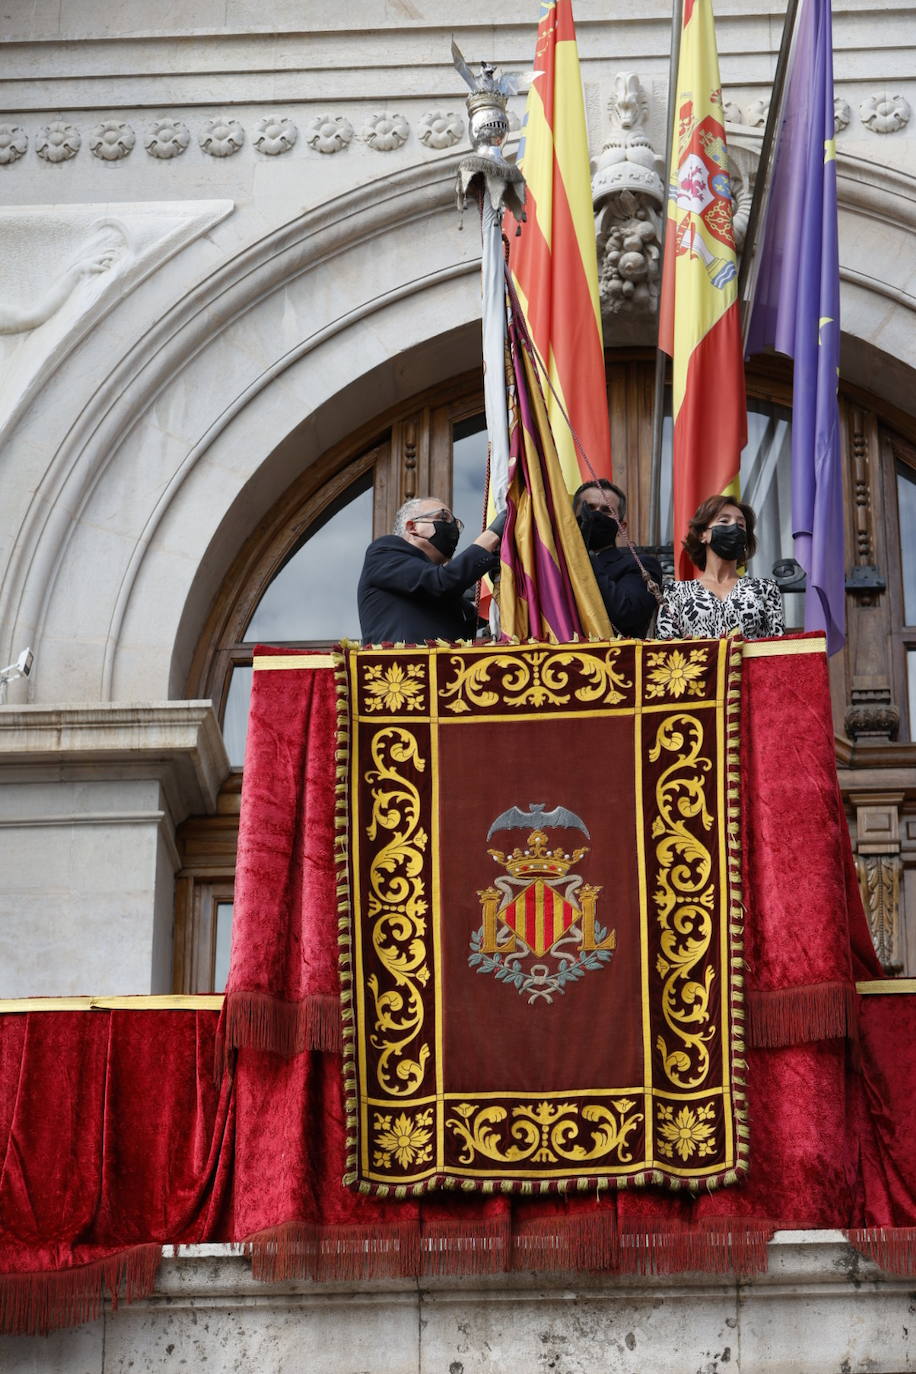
[
  {"xmin": 741, "ymin": 638, "xmax": 825, "ymax": 660},
  {"xmin": 0, "ymin": 994, "xmax": 224, "ymax": 1013},
  {"xmin": 253, "ymin": 654, "xmax": 337, "ymax": 671},
  {"xmin": 857, "ymin": 979, "xmax": 916, "ymax": 995},
  {"xmin": 3, "ymin": 982, "xmax": 913, "ymax": 1013}
]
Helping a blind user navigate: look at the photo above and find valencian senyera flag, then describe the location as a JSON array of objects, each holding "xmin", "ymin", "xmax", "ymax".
[
  {"xmin": 508, "ymin": 0, "xmax": 612, "ymax": 488},
  {"xmin": 336, "ymin": 638, "xmax": 748, "ymax": 1195},
  {"xmin": 659, "ymin": 0, "xmax": 747, "ymax": 580},
  {"xmin": 498, "ymin": 283, "xmax": 613, "ymax": 641},
  {"xmin": 745, "ymin": 0, "xmax": 844, "ymax": 653}
]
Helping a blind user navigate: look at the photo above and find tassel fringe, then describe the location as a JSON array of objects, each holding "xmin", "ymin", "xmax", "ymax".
[
  {"xmin": 747, "ymin": 981, "xmax": 858, "ymax": 1048},
  {"xmin": 220, "ymin": 991, "xmax": 341, "ymax": 1059},
  {"xmin": 243, "ymin": 1217, "xmax": 774, "ymax": 1283},
  {"xmin": 847, "ymin": 1227, "xmax": 916, "ymax": 1275},
  {"xmin": 0, "ymin": 1244, "xmax": 161, "ymax": 1336}
]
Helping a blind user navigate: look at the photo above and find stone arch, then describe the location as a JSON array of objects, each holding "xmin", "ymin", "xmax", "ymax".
[
  {"xmin": 0, "ymin": 155, "xmax": 484, "ymax": 703},
  {"xmin": 2, "ymin": 150, "xmax": 915, "ymax": 706}
]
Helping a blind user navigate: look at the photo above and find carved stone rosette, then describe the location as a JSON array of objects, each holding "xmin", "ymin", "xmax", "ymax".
[
  {"xmin": 305, "ymin": 114, "xmax": 354, "ymax": 155},
  {"xmin": 360, "ymin": 112, "xmax": 409, "ymax": 151},
  {"xmin": 37, "ymin": 121, "xmax": 81, "ymax": 163},
  {"xmin": 89, "ymin": 121, "xmax": 136, "ymax": 161},
  {"xmin": 199, "ymin": 118, "xmax": 245, "ymax": 158},
  {"xmin": 0, "ymin": 125, "xmax": 27, "ymax": 165},
  {"xmin": 859, "ymin": 94, "xmax": 911, "ymax": 134},
  {"xmin": 253, "ymin": 116, "xmax": 298, "ymax": 156},
  {"xmin": 418, "ymin": 110, "xmax": 464, "ymax": 150},
  {"xmin": 145, "ymin": 119, "xmax": 191, "ymax": 160}
]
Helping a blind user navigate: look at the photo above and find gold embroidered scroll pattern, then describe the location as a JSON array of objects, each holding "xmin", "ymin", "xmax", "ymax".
[
  {"xmin": 644, "ymin": 647, "xmax": 710, "ymax": 700},
  {"xmin": 365, "ymin": 727, "xmax": 430, "ymax": 1097},
  {"xmin": 440, "ymin": 648, "xmax": 632, "ymax": 715},
  {"xmin": 649, "ymin": 713, "xmax": 716, "ymax": 1089},
  {"xmin": 446, "ymin": 1099, "xmax": 643, "ymax": 1166}
]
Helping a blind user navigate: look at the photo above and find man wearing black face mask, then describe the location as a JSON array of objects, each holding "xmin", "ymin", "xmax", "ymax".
[
  {"xmin": 357, "ymin": 496, "xmax": 503, "ymax": 644},
  {"xmin": 573, "ymin": 480, "xmax": 663, "ymax": 638}
]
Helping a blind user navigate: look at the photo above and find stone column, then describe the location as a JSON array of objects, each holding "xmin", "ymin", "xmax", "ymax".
[{"xmin": 0, "ymin": 703, "xmax": 228, "ymax": 996}]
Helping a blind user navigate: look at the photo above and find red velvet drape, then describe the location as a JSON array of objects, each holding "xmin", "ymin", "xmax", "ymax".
[
  {"xmin": 3, "ymin": 994, "xmax": 914, "ymax": 1334},
  {"xmin": 3, "ymin": 636, "xmax": 910, "ymax": 1337}
]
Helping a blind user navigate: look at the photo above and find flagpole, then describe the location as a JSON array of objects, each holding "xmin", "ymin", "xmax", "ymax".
[
  {"xmin": 737, "ymin": 0, "xmax": 803, "ymax": 347},
  {"xmin": 649, "ymin": 0, "xmax": 683, "ymax": 547}
]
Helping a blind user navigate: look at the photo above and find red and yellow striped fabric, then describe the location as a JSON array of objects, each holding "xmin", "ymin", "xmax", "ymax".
[
  {"xmin": 502, "ymin": 881, "xmax": 577, "ymax": 957},
  {"xmin": 509, "ymin": 0, "xmax": 612, "ymax": 489},
  {"xmin": 658, "ymin": 0, "xmax": 747, "ymax": 579}
]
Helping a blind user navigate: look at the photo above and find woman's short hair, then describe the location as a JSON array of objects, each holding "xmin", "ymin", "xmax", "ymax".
[{"xmin": 683, "ymin": 494, "xmax": 758, "ymax": 570}]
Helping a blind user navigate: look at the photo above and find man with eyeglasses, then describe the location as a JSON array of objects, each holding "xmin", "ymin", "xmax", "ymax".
[
  {"xmin": 573, "ymin": 479, "xmax": 664, "ymax": 638},
  {"xmin": 358, "ymin": 496, "xmax": 504, "ymax": 644}
]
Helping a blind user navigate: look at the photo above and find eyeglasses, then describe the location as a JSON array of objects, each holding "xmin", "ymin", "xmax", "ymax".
[{"xmin": 422, "ymin": 509, "xmax": 464, "ymax": 532}]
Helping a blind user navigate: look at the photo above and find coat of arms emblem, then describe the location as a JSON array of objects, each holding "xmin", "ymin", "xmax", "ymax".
[{"xmin": 469, "ymin": 803, "xmax": 616, "ymax": 1003}]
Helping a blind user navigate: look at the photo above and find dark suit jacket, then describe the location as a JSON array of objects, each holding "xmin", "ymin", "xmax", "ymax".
[
  {"xmin": 357, "ymin": 536, "xmax": 499, "ymax": 644},
  {"xmin": 590, "ymin": 545, "xmax": 663, "ymax": 638}
]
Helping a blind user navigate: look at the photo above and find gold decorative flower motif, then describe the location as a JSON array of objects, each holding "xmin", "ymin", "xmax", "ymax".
[
  {"xmin": 363, "ymin": 662, "xmax": 426, "ymax": 712},
  {"xmin": 656, "ymin": 1103, "xmax": 716, "ymax": 1161},
  {"xmin": 645, "ymin": 648, "xmax": 708, "ymax": 700},
  {"xmin": 372, "ymin": 1109, "xmax": 433, "ymax": 1169}
]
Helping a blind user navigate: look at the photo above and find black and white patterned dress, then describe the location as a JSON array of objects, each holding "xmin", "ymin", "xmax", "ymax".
[{"xmin": 655, "ymin": 577, "xmax": 786, "ymax": 641}]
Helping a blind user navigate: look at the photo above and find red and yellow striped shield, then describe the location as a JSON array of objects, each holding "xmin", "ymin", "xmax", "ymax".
[{"xmin": 500, "ymin": 881, "xmax": 578, "ymax": 957}]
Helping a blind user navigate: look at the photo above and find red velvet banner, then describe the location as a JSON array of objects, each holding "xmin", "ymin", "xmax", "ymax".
[{"xmin": 338, "ymin": 639, "xmax": 746, "ymax": 1194}]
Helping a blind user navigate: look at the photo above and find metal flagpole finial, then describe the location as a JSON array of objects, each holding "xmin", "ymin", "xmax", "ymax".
[{"xmin": 452, "ymin": 39, "xmax": 528, "ymax": 224}]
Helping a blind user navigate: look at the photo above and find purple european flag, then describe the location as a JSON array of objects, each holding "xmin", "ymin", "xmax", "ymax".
[{"xmin": 746, "ymin": 0, "xmax": 844, "ymax": 653}]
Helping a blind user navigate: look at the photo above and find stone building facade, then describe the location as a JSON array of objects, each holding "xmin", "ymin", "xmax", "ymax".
[{"xmin": 1, "ymin": 2, "xmax": 916, "ymax": 1369}]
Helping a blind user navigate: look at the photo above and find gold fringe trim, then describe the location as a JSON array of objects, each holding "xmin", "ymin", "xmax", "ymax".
[
  {"xmin": 332, "ymin": 645, "xmax": 361, "ymax": 1191},
  {"xmin": 723, "ymin": 636, "xmax": 750, "ymax": 1183}
]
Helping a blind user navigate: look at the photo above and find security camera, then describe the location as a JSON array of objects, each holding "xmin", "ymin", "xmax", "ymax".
[{"xmin": 0, "ymin": 646, "xmax": 34, "ymax": 702}]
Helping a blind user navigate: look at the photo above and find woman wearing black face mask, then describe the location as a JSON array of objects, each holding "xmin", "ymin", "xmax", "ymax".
[{"xmin": 656, "ymin": 494, "xmax": 785, "ymax": 640}]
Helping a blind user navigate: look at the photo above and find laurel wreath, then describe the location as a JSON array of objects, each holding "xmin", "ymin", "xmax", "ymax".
[{"xmin": 468, "ymin": 924, "xmax": 614, "ymax": 1004}]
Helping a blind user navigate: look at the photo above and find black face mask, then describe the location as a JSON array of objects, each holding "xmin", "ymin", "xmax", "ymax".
[
  {"xmin": 708, "ymin": 523, "xmax": 748, "ymax": 562},
  {"xmin": 425, "ymin": 519, "xmax": 460, "ymax": 558},
  {"xmin": 577, "ymin": 506, "xmax": 619, "ymax": 551}
]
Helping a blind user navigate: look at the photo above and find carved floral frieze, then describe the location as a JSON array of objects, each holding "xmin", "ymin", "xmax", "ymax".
[
  {"xmin": 0, "ymin": 125, "xmax": 27, "ymax": 165},
  {"xmin": 418, "ymin": 110, "xmax": 464, "ymax": 149},
  {"xmin": 37, "ymin": 121, "xmax": 81, "ymax": 163},
  {"xmin": 834, "ymin": 99, "xmax": 852, "ymax": 134},
  {"xmin": 306, "ymin": 113, "xmax": 354, "ymax": 154},
  {"xmin": 89, "ymin": 121, "xmax": 135, "ymax": 161},
  {"xmin": 360, "ymin": 111, "xmax": 410, "ymax": 151},
  {"xmin": 145, "ymin": 119, "xmax": 190, "ymax": 159},
  {"xmin": 253, "ymin": 115, "xmax": 298, "ymax": 155},
  {"xmin": 859, "ymin": 93, "xmax": 911, "ymax": 134}
]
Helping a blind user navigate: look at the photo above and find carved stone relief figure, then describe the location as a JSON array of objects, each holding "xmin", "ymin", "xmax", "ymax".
[
  {"xmin": 0, "ymin": 219, "xmax": 129, "ymax": 335},
  {"xmin": 591, "ymin": 73, "xmax": 665, "ymax": 318},
  {"xmin": 592, "ymin": 73, "xmax": 758, "ymax": 324}
]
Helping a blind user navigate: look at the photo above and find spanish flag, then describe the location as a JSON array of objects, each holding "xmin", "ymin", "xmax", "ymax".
[
  {"xmin": 658, "ymin": 0, "xmax": 747, "ymax": 578},
  {"xmin": 509, "ymin": 0, "xmax": 612, "ymax": 488}
]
